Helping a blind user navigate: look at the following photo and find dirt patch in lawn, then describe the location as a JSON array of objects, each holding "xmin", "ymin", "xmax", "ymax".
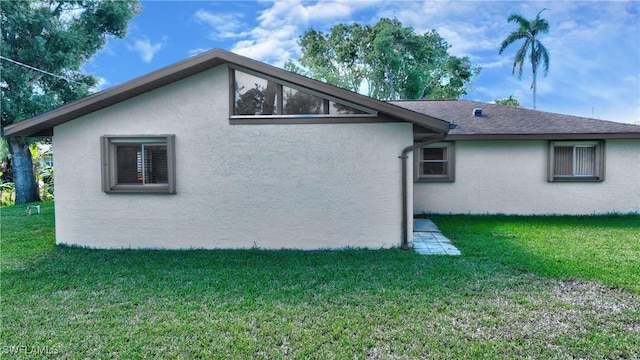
[{"xmin": 449, "ymin": 278, "xmax": 639, "ymax": 356}]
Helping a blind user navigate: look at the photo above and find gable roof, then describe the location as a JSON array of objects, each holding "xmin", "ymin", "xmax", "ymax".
[
  {"xmin": 391, "ymin": 99, "xmax": 640, "ymax": 140},
  {"xmin": 4, "ymin": 48, "xmax": 450, "ymax": 137}
]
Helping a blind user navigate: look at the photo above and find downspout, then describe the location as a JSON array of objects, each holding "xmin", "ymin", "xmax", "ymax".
[{"xmin": 400, "ymin": 133, "xmax": 447, "ymax": 250}]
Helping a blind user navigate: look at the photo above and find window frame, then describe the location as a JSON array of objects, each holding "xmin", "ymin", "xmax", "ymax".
[
  {"xmin": 414, "ymin": 142, "xmax": 455, "ymax": 182},
  {"xmin": 548, "ymin": 140, "xmax": 605, "ymax": 182},
  {"xmin": 228, "ymin": 66, "xmax": 378, "ymax": 122},
  {"xmin": 101, "ymin": 135, "xmax": 177, "ymax": 194}
]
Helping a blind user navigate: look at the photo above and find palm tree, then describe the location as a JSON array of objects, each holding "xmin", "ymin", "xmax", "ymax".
[{"xmin": 499, "ymin": 9, "xmax": 550, "ymax": 109}]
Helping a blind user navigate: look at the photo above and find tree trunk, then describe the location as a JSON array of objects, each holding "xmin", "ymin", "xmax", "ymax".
[
  {"xmin": 384, "ymin": 65, "xmax": 397, "ymax": 100},
  {"xmin": 262, "ymin": 80, "xmax": 278, "ymax": 115},
  {"xmin": 531, "ymin": 41, "xmax": 537, "ymax": 110},
  {"xmin": 7, "ymin": 137, "xmax": 40, "ymax": 204},
  {"xmin": 532, "ymin": 67, "xmax": 537, "ymax": 110}
]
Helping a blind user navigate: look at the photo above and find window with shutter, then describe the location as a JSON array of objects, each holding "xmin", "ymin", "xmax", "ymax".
[{"xmin": 101, "ymin": 135, "xmax": 176, "ymax": 193}]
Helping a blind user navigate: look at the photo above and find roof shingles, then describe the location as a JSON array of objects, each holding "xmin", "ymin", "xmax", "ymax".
[{"xmin": 390, "ymin": 99, "xmax": 640, "ymax": 139}]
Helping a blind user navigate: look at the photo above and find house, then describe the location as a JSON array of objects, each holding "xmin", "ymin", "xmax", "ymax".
[
  {"xmin": 4, "ymin": 49, "xmax": 449, "ymax": 250},
  {"xmin": 391, "ymin": 100, "xmax": 640, "ymax": 216},
  {"xmin": 5, "ymin": 49, "xmax": 639, "ymax": 250}
]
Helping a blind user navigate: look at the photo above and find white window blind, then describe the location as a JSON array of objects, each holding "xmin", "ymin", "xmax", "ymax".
[{"xmin": 549, "ymin": 141, "xmax": 603, "ymax": 182}]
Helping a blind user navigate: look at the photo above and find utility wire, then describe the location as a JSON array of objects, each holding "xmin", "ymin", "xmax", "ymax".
[{"xmin": 0, "ymin": 55, "xmax": 79, "ymax": 83}]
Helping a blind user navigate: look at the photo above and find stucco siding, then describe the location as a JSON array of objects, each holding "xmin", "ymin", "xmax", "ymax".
[
  {"xmin": 414, "ymin": 140, "xmax": 640, "ymax": 215},
  {"xmin": 53, "ymin": 65, "xmax": 412, "ymax": 249}
]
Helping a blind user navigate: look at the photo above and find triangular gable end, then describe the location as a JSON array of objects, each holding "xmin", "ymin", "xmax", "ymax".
[{"xmin": 4, "ymin": 48, "xmax": 451, "ymax": 137}]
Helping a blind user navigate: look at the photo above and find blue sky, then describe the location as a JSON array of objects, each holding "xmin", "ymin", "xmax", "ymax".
[{"xmin": 84, "ymin": 0, "xmax": 640, "ymax": 124}]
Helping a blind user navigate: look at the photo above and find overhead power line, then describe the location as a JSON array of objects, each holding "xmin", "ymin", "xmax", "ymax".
[{"xmin": 0, "ymin": 55, "xmax": 78, "ymax": 83}]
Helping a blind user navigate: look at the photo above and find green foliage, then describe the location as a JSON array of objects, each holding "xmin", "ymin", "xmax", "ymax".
[
  {"xmin": 30, "ymin": 143, "xmax": 55, "ymax": 201},
  {"xmin": 287, "ymin": 18, "xmax": 481, "ymax": 100},
  {"xmin": 235, "ymin": 84, "xmax": 266, "ymax": 115},
  {"xmin": 0, "ymin": 137, "xmax": 9, "ymax": 160},
  {"xmin": 1, "ymin": 0, "xmax": 141, "ymax": 127},
  {"xmin": 0, "ymin": 181, "xmax": 15, "ymax": 206},
  {"xmin": 0, "ymin": 142, "xmax": 55, "ymax": 206},
  {"xmin": 2, "ymin": 205, "xmax": 639, "ymax": 358},
  {"xmin": 431, "ymin": 214, "xmax": 640, "ymax": 293},
  {"xmin": 495, "ymin": 95, "xmax": 521, "ymax": 107},
  {"xmin": 499, "ymin": 9, "xmax": 550, "ymax": 109},
  {"xmin": 0, "ymin": 0, "xmax": 140, "ymax": 204}
]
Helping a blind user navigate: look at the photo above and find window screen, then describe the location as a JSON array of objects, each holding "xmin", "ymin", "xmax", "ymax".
[{"xmin": 415, "ymin": 143, "xmax": 455, "ymax": 182}]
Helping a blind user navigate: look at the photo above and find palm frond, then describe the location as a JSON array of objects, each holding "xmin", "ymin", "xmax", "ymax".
[
  {"xmin": 533, "ymin": 8, "xmax": 550, "ymax": 35},
  {"xmin": 536, "ymin": 8, "xmax": 550, "ymax": 19},
  {"xmin": 536, "ymin": 41, "xmax": 550, "ymax": 76},
  {"xmin": 507, "ymin": 14, "xmax": 530, "ymax": 31},
  {"xmin": 499, "ymin": 31, "xmax": 528, "ymax": 54},
  {"xmin": 513, "ymin": 42, "xmax": 529, "ymax": 78}
]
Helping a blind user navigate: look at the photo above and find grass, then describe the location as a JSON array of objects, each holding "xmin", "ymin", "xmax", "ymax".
[
  {"xmin": 1, "ymin": 202, "xmax": 639, "ymax": 359},
  {"xmin": 430, "ymin": 214, "xmax": 640, "ymax": 293}
]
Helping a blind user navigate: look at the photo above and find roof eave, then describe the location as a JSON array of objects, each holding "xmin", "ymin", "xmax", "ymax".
[
  {"xmin": 4, "ymin": 48, "xmax": 450, "ymax": 137},
  {"xmin": 4, "ymin": 49, "xmax": 230, "ymax": 137},
  {"xmin": 444, "ymin": 132, "xmax": 640, "ymax": 141}
]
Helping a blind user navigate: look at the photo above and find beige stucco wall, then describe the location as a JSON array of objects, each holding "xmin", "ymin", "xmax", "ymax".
[
  {"xmin": 414, "ymin": 139, "xmax": 640, "ymax": 215},
  {"xmin": 53, "ymin": 65, "xmax": 413, "ymax": 249}
]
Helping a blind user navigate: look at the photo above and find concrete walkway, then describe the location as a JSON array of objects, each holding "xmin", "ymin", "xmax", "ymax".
[{"xmin": 412, "ymin": 219, "xmax": 461, "ymax": 255}]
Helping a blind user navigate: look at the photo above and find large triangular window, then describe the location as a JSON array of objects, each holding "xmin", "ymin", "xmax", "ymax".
[{"xmin": 231, "ymin": 68, "xmax": 376, "ymax": 119}]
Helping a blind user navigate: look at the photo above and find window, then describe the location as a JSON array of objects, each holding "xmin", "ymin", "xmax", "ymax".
[
  {"xmin": 101, "ymin": 135, "xmax": 176, "ymax": 193},
  {"xmin": 415, "ymin": 142, "xmax": 455, "ymax": 182},
  {"xmin": 231, "ymin": 68, "xmax": 373, "ymax": 118},
  {"xmin": 548, "ymin": 141, "xmax": 604, "ymax": 182}
]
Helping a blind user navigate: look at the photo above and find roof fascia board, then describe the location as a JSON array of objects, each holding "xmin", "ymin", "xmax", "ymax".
[
  {"xmin": 5, "ymin": 48, "xmax": 450, "ymax": 136},
  {"xmin": 5, "ymin": 50, "xmax": 229, "ymax": 137},
  {"xmin": 443, "ymin": 133, "xmax": 640, "ymax": 141}
]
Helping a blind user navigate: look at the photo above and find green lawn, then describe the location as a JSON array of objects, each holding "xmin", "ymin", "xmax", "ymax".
[{"xmin": 1, "ymin": 202, "xmax": 639, "ymax": 359}]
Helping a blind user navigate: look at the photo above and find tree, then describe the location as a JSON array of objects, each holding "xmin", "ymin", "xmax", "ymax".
[
  {"xmin": 499, "ymin": 9, "xmax": 550, "ymax": 109},
  {"xmin": 1, "ymin": 0, "xmax": 140, "ymax": 204},
  {"xmin": 235, "ymin": 84, "xmax": 266, "ymax": 115},
  {"xmin": 495, "ymin": 95, "xmax": 521, "ymax": 107},
  {"xmin": 283, "ymin": 90, "xmax": 323, "ymax": 114},
  {"xmin": 285, "ymin": 18, "xmax": 480, "ymax": 101}
]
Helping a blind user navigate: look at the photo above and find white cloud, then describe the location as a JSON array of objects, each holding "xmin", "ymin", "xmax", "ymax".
[
  {"xmin": 256, "ymin": 0, "xmax": 353, "ymax": 28},
  {"xmin": 227, "ymin": 0, "xmax": 359, "ymax": 65},
  {"xmin": 194, "ymin": 10, "xmax": 250, "ymax": 39},
  {"xmin": 188, "ymin": 48, "xmax": 211, "ymax": 57},
  {"xmin": 90, "ymin": 76, "xmax": 109, "ymax": 93},
  {"xmin": 478, "ymin": 57, "xmax": 512, "ymax": 70},
  {"xmin": 436, "ymin": 24, "xmax": 498, "ymax": 57},
  {"xmin": 127, "ymin": 38, "xmax": 165, "ymax": 63},
  {"xmin": 209, "ymin": 0, "xmax": 639, "ymax": 122},
  {"xmin": 232, "ymin": 24, "xmax": 299, "ymax": 66}
]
